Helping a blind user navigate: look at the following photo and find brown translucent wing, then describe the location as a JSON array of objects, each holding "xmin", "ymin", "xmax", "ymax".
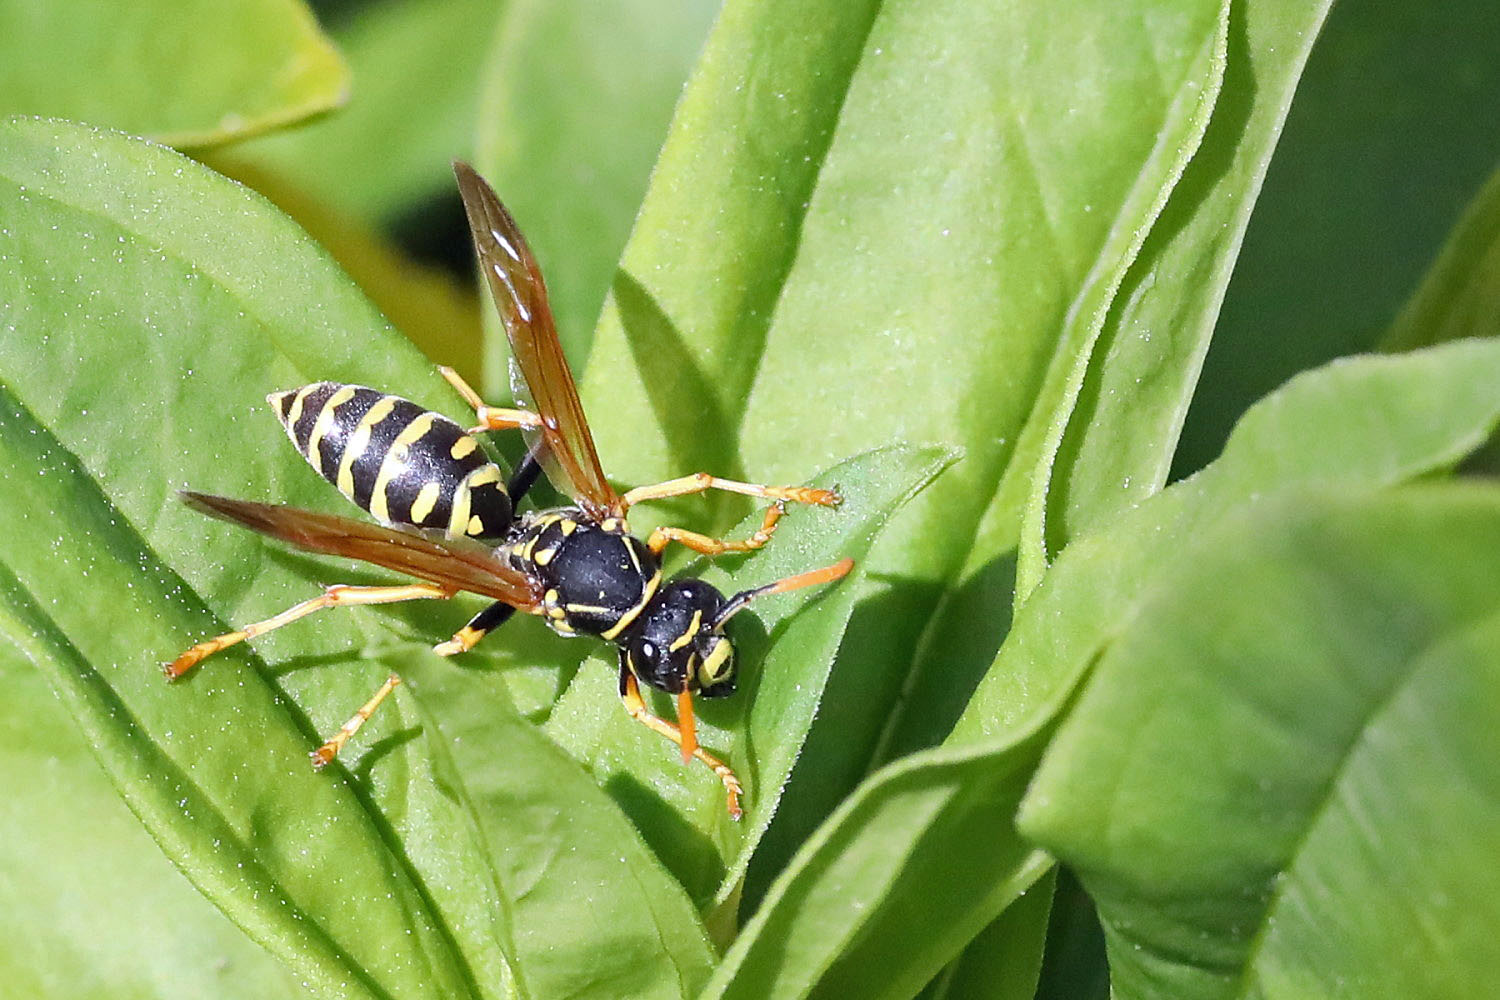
[
  {"xmin": 453, "ymin": 161, "xmax": 622, "ymax": 520},
  {"xmin": 182, "ymin": 492, "xmax": 543, "ymax": 610}
]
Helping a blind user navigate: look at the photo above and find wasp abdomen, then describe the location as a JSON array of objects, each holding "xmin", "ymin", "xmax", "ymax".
[{"xmin": 269, "ymin": 382, "xmax": 512, "ymax": 541}]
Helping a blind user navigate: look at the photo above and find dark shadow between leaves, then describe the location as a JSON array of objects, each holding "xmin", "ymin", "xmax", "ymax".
[
  {"xmin": 604, "ymin": 769, "xmax": 727, "ymax": 903},
  {"xmin": 740, "ymin": 550, "xmax": 1018, "ymax": 916}
]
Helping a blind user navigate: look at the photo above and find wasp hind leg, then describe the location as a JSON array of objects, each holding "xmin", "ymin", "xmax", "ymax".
[
  {"xmin": 166, "ymin": 583, "xmax": 454, "ymax": 679},
  {"xmin": 165, "ymin": 583, "xmax": 454, "ymax": 765},
  {"xmin": 618, "ymin": 664, "xmax": 744, "ymax": 820},
  {"xmin": 311, "ymin": 673, "xmax": 403, "ymax": 767},
  {"xmin": 437, "ymin": 365, "xmax": 543, "ymax": 435}
]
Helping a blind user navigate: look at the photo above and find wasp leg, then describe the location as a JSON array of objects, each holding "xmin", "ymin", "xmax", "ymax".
[
  {"xmin": 646, "ymin": 502, "xmax": 784, "ymax": 557},
  {"xmin": 433, "ymin": 600, "xmax": 517, "ymax": 656},
  {"xmin": 619, "ymin": 665, "xmax": 743, "ymax": 821},
  {"xmin": 621, "ymin": 472, "xmax": 839, "ymax": 511},
  {"xmin": 506, "ymin": 446, "xmax": 545, "ymax": 505},
  {"xmin": 165, "ymin": 583, "xmax": 454, "ymax": 680},
  {"xmin": 311, "ymin": 673, "xmax": 403, "ymax": 767},
  {"xmin": 437, "ymin": 365, "xmax": 543, "ymax": 434}
]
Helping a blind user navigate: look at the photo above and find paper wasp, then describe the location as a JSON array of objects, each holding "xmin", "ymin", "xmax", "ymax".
[{"xmin": 167, "ymin": 162, "xmax": 850, "ymax": 818}]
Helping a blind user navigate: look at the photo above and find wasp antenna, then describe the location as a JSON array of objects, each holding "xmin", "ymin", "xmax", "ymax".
[{"xmin": 712, "ymin": 557, "xmax": 854, "ymax": 628}]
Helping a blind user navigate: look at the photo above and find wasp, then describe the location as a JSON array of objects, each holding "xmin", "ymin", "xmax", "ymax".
[{"xmin": 167, "ymin": 162, "xmax": 849, "ymax": 818}]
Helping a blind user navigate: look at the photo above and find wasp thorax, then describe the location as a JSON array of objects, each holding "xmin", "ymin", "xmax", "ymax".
[{"xmin": 623, "ymin": 579, "xmax": 736, "ymax": 697}]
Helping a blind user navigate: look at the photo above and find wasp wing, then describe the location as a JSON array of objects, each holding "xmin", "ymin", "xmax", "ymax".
[
  {"xmin": 182, "ymin": 492, "xmax": 543, "ymax": 610},
  {"xmin": 453, "ymin": 161, "xmax": 623, "ymax": 520}
]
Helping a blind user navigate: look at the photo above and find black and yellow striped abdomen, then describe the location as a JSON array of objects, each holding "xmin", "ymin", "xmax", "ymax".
[{"xmin": 269, "ymin": 382, "xmax": 512, "ymax": 541}]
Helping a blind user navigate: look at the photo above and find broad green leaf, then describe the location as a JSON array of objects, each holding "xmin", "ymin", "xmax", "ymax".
[
  {"xmin": 572, "ymin": 0, "xmax": 1229, "ymax": 905},
  {"xmin": 223, "ymin": 0, "xmax": 498, "ymax": 221},
  {"xmin": 1025, "ymin": 0, "xmax": 1333, "ymax": 585},
  {"xmin": 0, "ymin": 641, "xmax": 310, "ymax": 1000},
  {"xmin": 703, "ymin": 730, "xmax": 1054, "ymax": 1000},
  {"xmin": 716, "ymin": 338, "xmax": 1500, "ymax": 1000},
  {"xmin": 1383, "ymin": 163, "xmax": 1500, "ymax": 351},
  {"xmin": 0, "ymin": 118, "xmax": 717, "ymax": 999},
  {"xmin": 882, "ymin": 0, "xmax": 1344, "ymax": 763},
  {"xmin": 1020, "ymin": 486, "xmax": 1500, "ymax": 998},
  {"xmin": 0, "ymin": 0, "xmax": 347, "ymax": 147},
  {"xmin": 394, "ymin": 664, "xmax": 718, "ymax": 1000},
  {"xmin": 200, "ymin": 158, "xmax": 487, "ymax": 386},
  {"xmin": 919, "ymin": 869, "xmax": 1056, "ymax": 1000},
  {"xmin": 474, "ymin": 0, "xmax": 720, "ymax": 372},
  {"xmin": 1175, "ymin": 0, "xmax": 1500, "ymax": 475},
  {"xmin": 956, "ymin": 338, "xmax": 1500, "ymax": 742},
  {"xmin": 544, "ymin": 444, "xmax": 956, "ymax": 909}
]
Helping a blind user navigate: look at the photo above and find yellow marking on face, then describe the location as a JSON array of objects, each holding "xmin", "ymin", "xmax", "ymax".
[
  {"xmin": 307, "ymin": 385, "xmax": 356, "ymax": 461},
  {"xmin": 698, "ymin": 638, "xmax": 733, "ymax": 683},
  {"xmin": 600, "ymin": 570, "xmax": 661, "ymax": 641},
  {"xmin": 371, "ymin": 412, "xmax": 437, "ymax": 522},
  {"xmin": 468, "ymin": 515, "xmax": 485, "ymax": 536},
  {"xmin": 337, "ymin": 395, "xmax": 397, "ymax": 496},
  {"xmin": 534, "ymin": 545, "xmax": 557, "ymax": 566},
  {"xmin": 410, "ymin": 481, "xmax": 442, "ymax": 524},
  {"xmin": 450, "ymin": 435, "xmax": 478, "ymax": 460},
  {"xmin": 669, "ymin": 610, "xmax": 703, "ymax": 653},
  {"xmin": 284, "ymin": 383, "xmax": 318, "ymax": 431}
]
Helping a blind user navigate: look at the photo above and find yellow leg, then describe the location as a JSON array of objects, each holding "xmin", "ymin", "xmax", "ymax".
[
  {"xmin": 437, "ymin": 365, "xmax": 542, "ymax": 434},
  {"xmin": 311, "ymin": 673, "xmax": 402, "ymax": 767},
  {"xmin": 621, "ymin": 472, "xmax": 839, "ymax": 512},
  {"xmin": 166, "ymin": 583, "xmax": 453, "ymax": 679},
  {"xmin": 620, "ymin": 671, "xmax": 743, "ymax": 820},
  {"xmin": 646, "ymin": 502, "xmax": 785, "ymax": 557}
]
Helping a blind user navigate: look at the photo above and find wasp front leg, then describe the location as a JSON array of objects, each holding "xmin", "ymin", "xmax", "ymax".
[
  {"xmin": 646, "ymin": 502, "xmax": 785, "ymax": 558},
  {"xmin": 621, "ymin": 472, "xmax": 840, "ymax": 511},
  {"xmin": 618, "ymin": 664, "xmax": 744, "ymax": 820}
]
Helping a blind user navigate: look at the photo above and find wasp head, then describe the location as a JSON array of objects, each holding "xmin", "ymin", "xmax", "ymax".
[{"xmin": 622, "ymin": 578, "xmax": 736, "ymax": 698}]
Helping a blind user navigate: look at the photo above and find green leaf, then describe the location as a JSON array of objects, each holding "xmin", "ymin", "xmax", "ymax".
[
  {"xmin": 474, "ymin": 0, "xmax": 720, "ymax": 373},
  {"xmin": 223, "ymin": 0, "xmax": 498, "ymax": 222},
  {"xmin": 714, "ymin": 338, "xmax": 1500, "ymax": 999},
  {"xmin": 1028, "ymin": 0, "xmax": 1334, "ymax": 583},
  {"xmin": 702, "ymin": 733, "xmax": 1055, "ymax": 1000},
  {"xmin": 543, "ymin": 444, "xmax": 956, "ymax": 909},
  {"xmin": 1176, "ymin": 0, "xmax": 1500, "ymax": 475},
  {"xmin": 1383, "ymin": 163, "xmax": 1500, "ymax": 351},
  {"xmin": 956, "ymin": 338, "xmax": 1500, "ymax": 742},
  {"xmin": 572, "ymin": 0, "xmax": 1231, "ymax": 909},
  {"xmin": 920, "ymin": 869, "xmax": 1056, "ymax": 1000},
  {"xmin": 0, "ymin": 642, "xmax": 311, "ymax": 1000},
  {"xmin": 0, "ymin": 0, "xmax": 347, "ymax": 147},
  {"xmin": 1020, "ymin": 485, "xmax": 1500, "ymax": 998},
  {"xmin": 0, "ymin": 117, "xmax": 718, "ymax": 999}
]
